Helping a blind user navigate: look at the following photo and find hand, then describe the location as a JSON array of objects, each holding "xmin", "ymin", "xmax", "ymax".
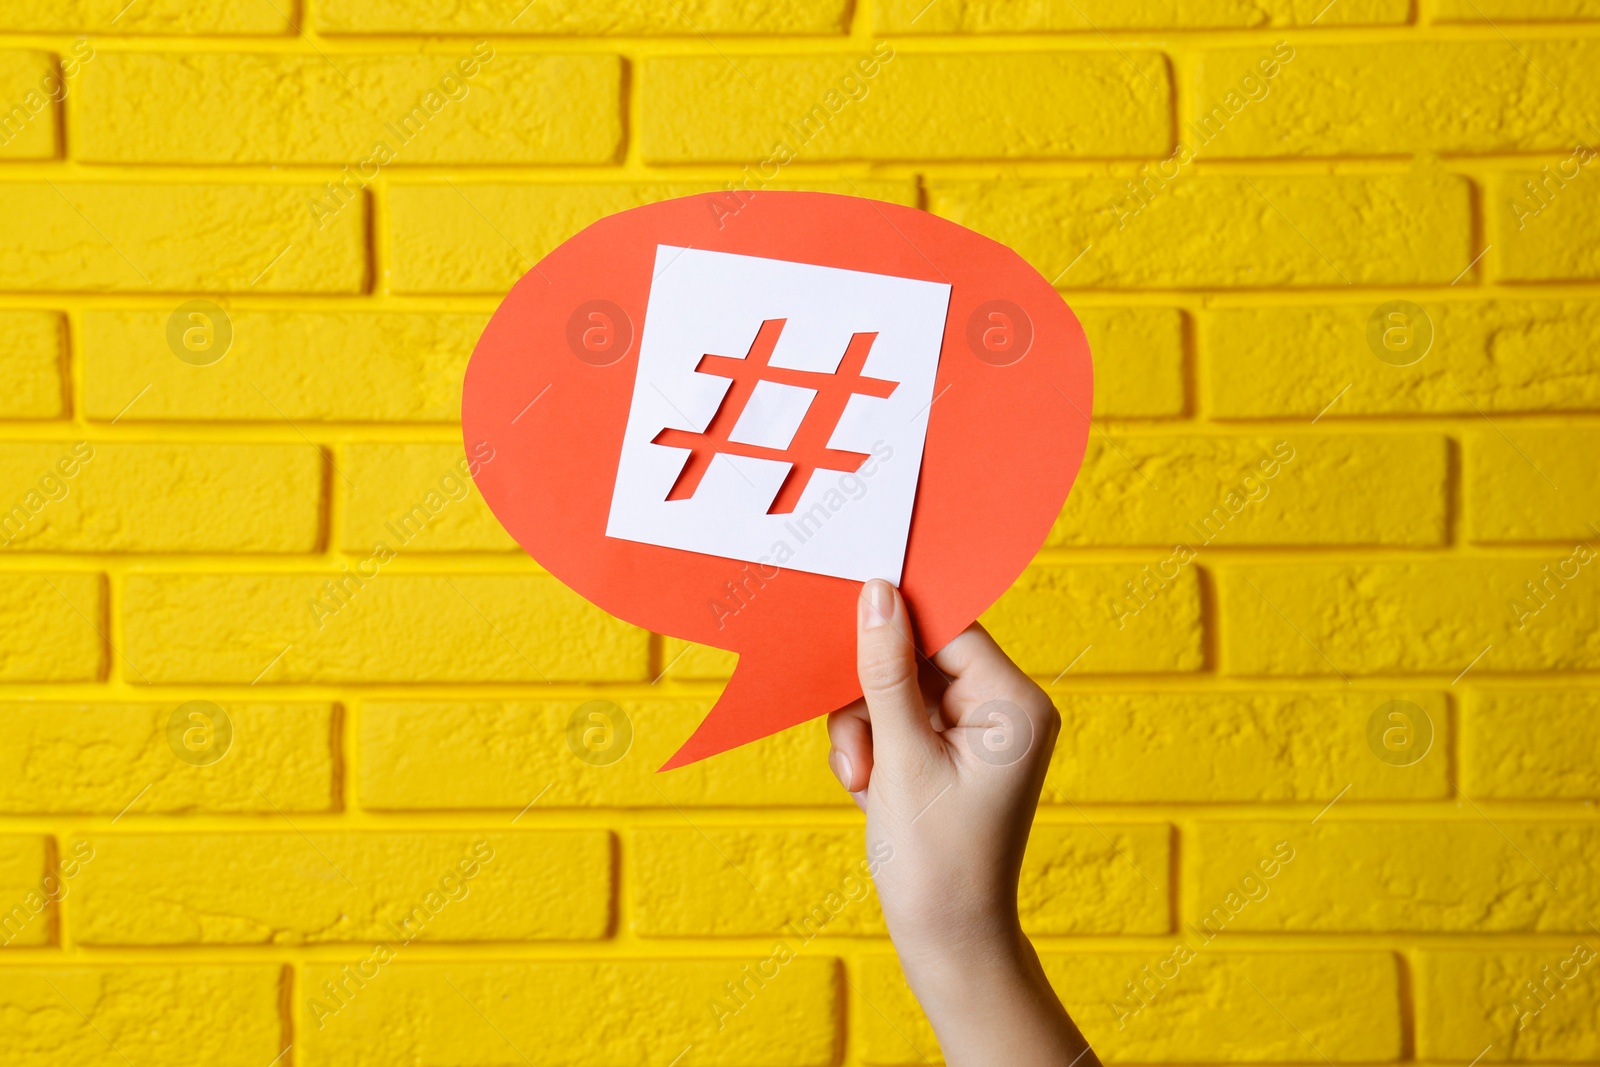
[{"xmin": 827, "ymin": 578, "xmax": 1099, "ymax": 1067}]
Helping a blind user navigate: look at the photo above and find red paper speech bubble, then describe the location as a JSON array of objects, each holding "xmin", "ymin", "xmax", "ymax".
[{"xmin": 462, "ymin": 192, "xmax": 1091, "ymax": 769}]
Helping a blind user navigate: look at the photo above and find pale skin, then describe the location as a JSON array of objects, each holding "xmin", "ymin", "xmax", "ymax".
[{"xmin": 828, "ymin": 578, "xmax": 1101, "ymax": 1067}]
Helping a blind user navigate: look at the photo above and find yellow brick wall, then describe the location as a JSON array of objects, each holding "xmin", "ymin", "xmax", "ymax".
[{"xmin": 1, "ymin": 0, "xmax": 1598, "ymax": 1062}]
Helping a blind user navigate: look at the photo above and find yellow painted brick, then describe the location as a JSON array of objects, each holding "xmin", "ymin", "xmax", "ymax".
[
  {"xmin": 0, "ymin": 573, "xmax": 103, "ymax": 681},
  {"xmin": 0, "ymin": 183, "xmax": 365, "ymax": 292},
  {"xmin": 0, "ymin": 1, "xmax": 287, "ymax": 32},
  {"xmin": 631, "ymin": 824, "xmax": 1168, "ymax": 937},
  {"xmin": 0, "ymin": 965, "xmax": 282, "ymax": 1066},
  {"xmin": 861, "ymin": 950, "xmax": 1400, "ymax": 1063},
  {"xmin": 640, "ymin": 52, "xmax": 1171, "ymax": 162},
  {"xmin": 1219, "ymin": 561, "xmax": 1600, "ymax": 675},
  {"xmin": 0, "ymin": 703, "xmax": 334, "ymax": 814},
  {"xmin": 387, "ymin": 179, "xmax": 917, "ymax": 293},
  {"xmin": 72, "ymin": 831, "xmax": 608, "ymax": 944},
  {"xmin": 1417, "ymin": 949, "xmax": 1600, "ymax": 1060},
  {"xmin": 1464, "ymin": 688, "xmax": 1600, "ymax": 799},
  {"xmin": 0, "ymin": 311, "xmax": 62, "ymax": 418},
  {"xmin": 661, "ymin": 636, "xmax": 742, "ymax": 679},
  {"xmin": 123, "ymin": 573, "xmax": 648, "ymax": 683},
  {"xmin": 0, "ymin": 51, "xmax": 59, "ymax": 158},
  {"xmin": 930, "ymin": 174, "xmax": 1470, "ymax": 287},
  {"xmin": 79, "ymin": 52, "xmax": 621, "ymax": 165},
  {"xmin": 1437, "ymin": 0, "xmax": 1600, "ymax": 19},
  {"xmin": 1078, "ymin": 307, "xmax": 1185, "ymax": 418},
  {"xmin": 82, "ymin": 310, "xmax": 483, "ymax": 422},
  {"xmin": 318, "ymin": 0, "xmax": 851, "ymax": 33},
  {"xmin": 982, "ymin": 563, "xmax": 1204, "ymax": 674},
  {"xmin": 1466, "ymin": 428, "xmax": 1600, "ymax": 543},
  {"xmin": 0, "ymin": 442, "xmax": 321, "ymax": 552},
  {"xmin": 1495, "ymin": 167, "xmax": 1600, "ymax": 282},
  {"xmin": 342, "ymin": 444, "xmax": 514, "ymax": 553},
  {"xmin": 0, "ymin": 836, "xmax": 51, "ymax": 947},
  {"xmin": 358, "ymin": 698, "xmax": 846, "ymax": 808},
  {"xmin": 878, "ymin": 0, "xmax": 1406, "ymax": 31},
  {"xmin": 1193, "ymin": 821, "xmax": 1600, "ymax": 932},
  {"xmin": 1197, "ymin": 42, "xmax": 1600, "ymax": 155},
  {"xmin": 1045, "ymin": 690, "xmax": 1450, "ymax": 802},
  {"xmin": 1047, "ymin": 432, "xmax": 1447, "ymax": 547},
  {"xmin": 1206, "ymin": 300, "xmax": 1600, "ymax": 416},
  {"xmin": 299, "ymin": 959, "xmax": 838, "ymax": 1066}
]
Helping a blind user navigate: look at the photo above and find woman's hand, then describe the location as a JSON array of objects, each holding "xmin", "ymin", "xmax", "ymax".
[{"xmin": 827, "ymin": 578, "xmax": 1099, "ymax": 1067}]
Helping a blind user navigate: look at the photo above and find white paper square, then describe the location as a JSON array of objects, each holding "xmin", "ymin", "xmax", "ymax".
[{"xmin": 605, "ymin": 245, "xmax": 951, "ymax": 584}]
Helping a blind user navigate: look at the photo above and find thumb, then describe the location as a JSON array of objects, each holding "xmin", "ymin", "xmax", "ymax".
[{"xmin": 856, "ymin": 579, "xmax": 941, "ymax": 761}]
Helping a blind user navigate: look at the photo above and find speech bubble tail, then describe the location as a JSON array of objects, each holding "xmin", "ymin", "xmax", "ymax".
[{"xmin": 659, "ymin": 644, "xmax": 861, "ymax": 771}]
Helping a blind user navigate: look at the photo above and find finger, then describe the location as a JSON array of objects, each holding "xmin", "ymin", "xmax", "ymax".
[
  {"xmin": 826, "ymin": 704, "xmax": 874, "ymax": 793},
  {"xmin": 856, "ymin": 579, "xmax": 942, "ymax": 762},
  {"xmin": 930, "ymin": 621, "xmax": 1030, "ymax": 685}
]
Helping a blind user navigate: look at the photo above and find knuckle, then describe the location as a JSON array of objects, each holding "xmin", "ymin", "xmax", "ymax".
[{"xmin": 859, "ymin": 644, "xmax": 916, "ymax": 695}]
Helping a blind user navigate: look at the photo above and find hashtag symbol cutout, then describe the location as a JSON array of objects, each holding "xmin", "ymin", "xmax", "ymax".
[{"xmin": 652, "ymin": 318, "xmax": 899, "ymax": 515}]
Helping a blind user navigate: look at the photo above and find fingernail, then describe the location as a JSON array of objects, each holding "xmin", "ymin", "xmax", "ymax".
[
  {"xmin": 829, "ymin": 748, "xmax": 853, "ymax": 790},
  {"xmin": 860, "ymin": 579, "xmax": 893, "ymax": 630}
]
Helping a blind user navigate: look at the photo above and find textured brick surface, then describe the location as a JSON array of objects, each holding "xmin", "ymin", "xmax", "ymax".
[
  {"xmin": 341, "ymin": 443, "xmax": 514, "ymax": 552},
  {"xmin": 318, "ymin": 0, "xmax": 852, "ymax": 33},
  {"xmin": 1496, "ymin": 168, "xmax": 1600, "ymax": 281},
  {"xmin": 79, "ymin": 52, "xmax": 623, "ymax": 164},
  {"xmin": 1078, "ymin": 307, "xmax": 1186, "ymax": 418},
  {"xmin": 388, "ymin": 179, "xmax": 917, "ymax": 293},
  {"xmin": 1435, "ymin": 0, "xmax": 1600, "ymax": 20},
  {"xmin": 1463, "ymin": 688, "xmax": 1600, "ymax": 799},
  {"xmin": 861, "ymin": 951, "xmax": 1401, "ymax": 1062},
  {"xmin": 299, "ymin": 959, "xmax": 838, "ymax": 1066},
  {"xmin": 0, "ymin": 311, "xmax": 62, "ymax": 418},
  {"xmin": 878, "ymin": 0, "xmax": 1407, "ymax": 30},
  {"xmin": 1206, "ymin": 300, "xmax": 1600, "ymax": 416},
  {"xmin": 1465, "ymin": 427, "xmax": 1600, "ymax": 542},
  {"xmin": 0, "ymin": 836, "xmax": 51, "ymax": 946},
  {"xmin": 1416, "ymin": 949, "xmax": 1600, "ymax": 1060},
  {"xmin": 0, "ymin": 703, "xmax": 334, "ymax": 813},
  {"xmin": 1193, "ymin": 821, "xmax": 1600, "ymax": 931},
  {"xmin": 0, "ymin": 51, "xmax": 59, "ymax": 158},
  {"xmin": 72, "ymin": 831, "xmax": 609, "ymax": 943},
  {"xmin": 930, "ymin": 174, "xmax": 1471, "ymax": 287},
  {"xmin": 0, "ymin": 573, "xmax": 104, "ymax": 680},
  {"xmin": 641, "ymin": 52, "xmax": 1172, "ymax": 162},
  {"xmin": 0, "ymin": 966, "xmax": 284, "ymax": 1066},
  {"xmin": 0, "ymin": 1, "xmax": 288, "ymax": 32},
  {"xmin": 82, "ymin": 310, "xmax": 484, "ymax": 422}
]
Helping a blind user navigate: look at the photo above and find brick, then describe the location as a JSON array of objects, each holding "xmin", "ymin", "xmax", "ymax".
[
  {"xmin": 1044, "ymin": 690, "xmax": 1450, "ymax": 803},
  {"xmin": 0, "ymin": 183, "xmax": 365, "ymax": 292},
  {"xmin": 982, "ymin": 564, "xmax": 1204, "ymax": 675},
  {"xmin": 1464, "ymin": 688, "xmax": 1600, "ymax": 799},
  {"xmin": 0, "ymin": 51, "xmax": 59, "ymax": 158},
  {"xmin": 0, "ymin": 1, "xmax": 288, "ymax": 32},
  {"xmin": 318, "ymin": 0, "xmax": 851, "ymax": 33},
  {"xmin": 860, "ymin": 950, "xmax": 1400, "ymax": 1063},
  {"xmin": 1417, "ymin": 949, "xmax": 1600, "ymax": 1060},
  {"xmin": 640, "ymin": 51, "xmax": 1170, "ymax": 163},
  {"xmin": 0, "ymin": 836, "xmax": 51, "ymax": 946},
  {"xmin": 1466, "ymin": 428, "xmax": 1600, "ymax": 543},
  {"xmin": 1205, "ymin": 300, "xmax": 1600, "ymax": 417},
  {"xmin": 1496, "ymin": 166, "xmax": 1600, "ymax": 282},
  {"xmin": 1437, "ymin": 0, "xmax": 1600, "ymax": 20},
  {"xmin": 1047, "ymin": 432, "xmax": 1447, "ymax": 547},
  {"xmin": 1192, "ymin": 821, "xmax": 1600, "ymax": 932},
  {"xmin": 300, "ymin": 958, "xmax": 837, "ymax": 1065},
  {"xmin": 1077, "ymin": 307, "xmax": 1186, "ymax": 418},
  {"xmin": 388, "ymin": 179, "xmax": 917, "ymax": 293},
  {"xmin": 630, "ymin": 824, "xmax": 1168, "ymax": 937},
  {"xmin": 341, "ymin": 443, "xmax": 514, "ymax": 553},
  {"xmin": 930, "ymin": 174, "xmax": 1470, "ymax": 288},
  {"xmin": 878, "ymin": 0, "xmax": 1406, "ymax": 31},
  {"xmin": 79, "ymin": 52, "xmax": 621, "ymax": 165},
  {"xmin": 660, "ymin": 637, "xmax": 741, "ymax": 679},
  {"xmin": 0, "ymin": 965, "xmax": 282, "ymax": 1066},
  {"xmin": 0, "ymin": 311, "xmax": 62, "ymax": 418},
  {"xmin": 82, "ymin": 310, "xmax": 483, "ymax": 422},
  {"xmin": 0, "ymin": 442, "xmax": 321, "ymax": 552},
  {"xmin": 1219, "ymin": 561, "xmax": 1600, "ymax": 675},
  {"xmin": 72, "ymin": 831, "xmax": 607, "ymax": 944},
  {"xmin": 0, "ymin": 573, "xmax": 103, "ymax": 681},
  {"xmin": 1196, "ymin": 42, "xmax": 1600, "ymax": 155},
  {"xmin": 358, "ymin": 698, "xmax": 846, "ymax": 808},
  {"xmin": 0, "ymin": 703, "xmax": 333, "ymax": 814},
  {"xmin": 123, "ymin": 573, "xmax": 647, "ymax": 683}
]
